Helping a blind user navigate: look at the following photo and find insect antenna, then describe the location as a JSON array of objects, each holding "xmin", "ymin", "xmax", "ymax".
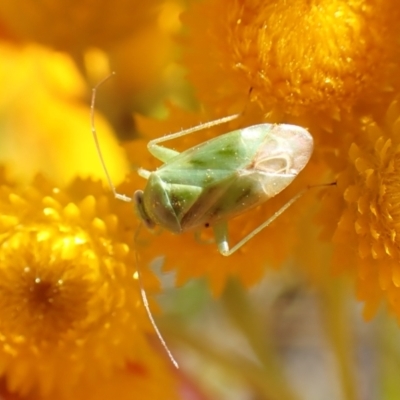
[
  {"xmin": 91, "ymin": 76, "xmax": 178, "ymax": 368},
  {"xmin": 134, "ymin": 223, "xmax": 179, "ymax": 369},
  {"xmin": 90, "ymin": 72, "xmax": 132, "ymax": 203}
]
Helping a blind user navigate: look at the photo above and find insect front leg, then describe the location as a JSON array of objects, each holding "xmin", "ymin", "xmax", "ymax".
[{"xmin": 212, "ymin": 189, "xmax": 307, "ymax": 256}]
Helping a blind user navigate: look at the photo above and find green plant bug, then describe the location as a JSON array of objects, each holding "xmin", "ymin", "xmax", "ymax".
[
  {"xmin": 134, "ymin": 120, "xmax": 313, "ymax": 256},
  {"xmin": 90, "ymin": 74, "xmax": 314, "ymax": 369},
  {"xmin": 91, "ymin": 76, "xmax": 313, "ymax": 257}
]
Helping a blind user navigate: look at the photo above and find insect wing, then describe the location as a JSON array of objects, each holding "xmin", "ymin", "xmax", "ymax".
[
  {"xmin": 145, "ymin": 124, "xmax": 313, "ymax": 231},
  {"xmin": 241, "ymin": 124, "xmax": 313, "ymax": 198},
  {"xmin": 178, "ymin": 124, "xmax": 313, "ymax": 229},
  {"xmin": 157, "ymin": 129, "xmax": 258, "ymax": 179}
]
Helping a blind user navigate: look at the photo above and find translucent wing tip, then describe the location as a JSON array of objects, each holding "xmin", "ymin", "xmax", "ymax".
[{"xmin": 276, "ymin": 124, "xmax": 314, "ymax": 173}]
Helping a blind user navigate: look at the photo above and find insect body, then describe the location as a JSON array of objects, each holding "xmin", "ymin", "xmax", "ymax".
[
  {"xmin": 91, "ymin": 78, "xmax": 313, "ymax": 368},
  {"xmin": 91, "ymin": 76, "xmax": 313, "ymax": 256},
  {"xmin": 134, "ymin": 122, "xmax": 313, "ymax": 255}
]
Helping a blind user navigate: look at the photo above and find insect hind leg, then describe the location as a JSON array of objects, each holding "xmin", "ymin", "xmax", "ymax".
[
  {"xmin": 213, "ymin": 182, "xmax": 336, "ymax": 256},
  {"xmin": 213, "ymin": 190, "xmax": 305, "ymax": 256}
]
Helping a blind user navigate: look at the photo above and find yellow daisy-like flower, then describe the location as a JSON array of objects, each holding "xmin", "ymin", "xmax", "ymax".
[
  {"xmin": 132, "ymin": 0, "xmax": 400, "ymax": 299},
  {"xmin": 0, "ymin": 175, "xmax": 177, "ymax": 398},
  {"xmin": 319, "ymin": 98, "xmax": 400, "ymax": 321},
  {"xmin": 182, "ymin": 0, "xmax": 400, "ymax": 128}
]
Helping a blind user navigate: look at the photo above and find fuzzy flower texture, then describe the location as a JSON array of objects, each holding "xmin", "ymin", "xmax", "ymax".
[
  {"xmin": 137, "ymin": 0, "xmax": 400, "ymax": 320},
  {"xmin": 0, "ymin": 0, "xmax": 400, "ymax": 398},
  {"xmin": 0, "ymin": 173, "xmax": 177, "ymax": 399}
]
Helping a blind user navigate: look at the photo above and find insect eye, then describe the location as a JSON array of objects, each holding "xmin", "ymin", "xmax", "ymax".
[{"xmin": 134, "ymin": 190, "xmax": 156, "ymax": 229}]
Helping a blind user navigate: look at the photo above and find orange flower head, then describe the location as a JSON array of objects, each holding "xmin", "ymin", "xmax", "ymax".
[
  {"xmin": 182, "ymin": 0, "xmax": 400, "ymax": 127},
  {"xmin": 320, "ymin": 98, "xmax": 400, "ymax": 320},
  {"xmin": 0, "ymin": 175, "xmax": 168, "ymax": 397}
]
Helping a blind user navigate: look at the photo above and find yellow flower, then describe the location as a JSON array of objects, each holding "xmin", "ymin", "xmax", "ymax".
[
  {"xmin": 131, "ymin": 0, "xmax": 400, "ymax": 299},
  {"xmin": 182, "ymin": 0, "xmax": 400, "ymax": 129},
  {"xmin": 0, "ymin": 0, "xmax": 187, "ymax": 130},
  {"xmin": 318, "ymin": 98, "xmax": 400, "ymax": 321},
  {"xmin": 0, "ymin": 175, "xmax": 178, "ymax": 398},
  {"xmin": 0, "ymin": 42, "xmax": 128, "ymax": 186}
]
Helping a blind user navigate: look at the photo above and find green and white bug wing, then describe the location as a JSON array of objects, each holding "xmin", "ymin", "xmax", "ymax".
[
  {"xmin": 148, "ymin": 129, "xmax": 259, "ymax": 230},
  {"xmin": 188, "ymin": 124, "xmax": 311, "ymax": 228},
  {"xmin": 240, "ymin": 124, "xmax": 314, "ymax": 197},
  {"xmin": 143, "ymin": 124, "xmax": 313, "ymax": 232},
  {"xmin": 156, "ymin": 129, "xmax": 257, "ymax": 179}
]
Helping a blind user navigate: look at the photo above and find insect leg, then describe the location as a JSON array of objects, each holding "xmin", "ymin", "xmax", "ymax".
[
  {"xmin": 137, "ymin": 168, "xmax": 151, "ymax": 179},
  {"xmin": 213, "ymin": 189, "xmax": 307, "ymax": 256},
  {"xmin": 213, "ymin": 220, "xmax": 230, "ymax": 255},
  {"xmin": 146, "ymin": 145, "xmax": 180, "ymax": 163},
  {"xmin": 147, "ymin": 113, "xmax": 241, "ymax": 162}
]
